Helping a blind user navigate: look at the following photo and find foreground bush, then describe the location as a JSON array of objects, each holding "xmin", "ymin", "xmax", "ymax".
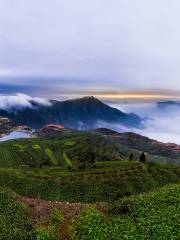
[
  {"xmin": 72, "ymin": 184, "xmax": 180, "ymax": 240},
  {"xmin": 0, "ymin": 188, "xmax": 34, "ymax": 239},
  {"xmin": 35, "ymin": 226, "xmax": 55, "ymax": 240}
]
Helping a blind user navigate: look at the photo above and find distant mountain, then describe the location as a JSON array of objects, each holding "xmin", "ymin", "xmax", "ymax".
[
  {"xmin": 0, "ymin": 96, "xmax": 142, "ymax": 129},
  {"xmin": 157, "ymin": 101, "xmax": 180, "ymax": 108}
]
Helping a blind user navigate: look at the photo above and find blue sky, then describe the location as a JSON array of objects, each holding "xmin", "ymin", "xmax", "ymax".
[{"xmin": 0, "ymin": 0, "xmax": 180, "ymax": 97}]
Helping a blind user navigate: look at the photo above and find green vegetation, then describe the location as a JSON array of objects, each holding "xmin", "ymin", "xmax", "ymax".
[
  {"xmin": 51, "ymin": 208, "xmax": 64, "ymax": 224},
  {"xmin": 35, "ymin": 226, "xmax": 55, "ymax": 240},
  {"xmin": 1, "ymin": 182, "xmax": 179, "ymax": 239},
  {"xmin": 0, "ymin": 131, "xmax": 176, "ymax": 170},
  {"xmin": 0, "ymin": 161, "xmax": 179, "ymax": 203},
  {"xmin": 63, "ymin": 151, "xmax": 72, "ymax": 169},
  {"xmin": 64, "ymin": 140, "xmax": 76, "ymax": 146},
  {"xmin": 0, "ymin": 187, "xmax": 33, "ymax": 239},
  {"xmin": 0, "ymin": 130, "xmax": 179, "ymax": 239},
  {"xmin": 45, "ymin": 148, "xmax": 58, "ymax": 166},
  {"xmin": 73, "ymin": 184, "xmax": 180, "ymax": 240}
]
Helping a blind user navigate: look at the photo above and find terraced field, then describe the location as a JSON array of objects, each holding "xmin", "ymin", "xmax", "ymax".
[
  {"xmin": 0, "ymin": 130, "xmax": 176, "ymax": 169},
  {"xmin": 0, "ymin": 161, "xmax": 179, "ymax": 203},
  {"xmin": 0, "ymin": 130, "xmax": 179, "ymax": 239}
]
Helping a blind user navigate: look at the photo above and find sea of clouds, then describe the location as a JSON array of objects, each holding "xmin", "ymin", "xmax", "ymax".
[{"xmin": 107, "ymin": 101, "xmax": 180, "ymax": 144}]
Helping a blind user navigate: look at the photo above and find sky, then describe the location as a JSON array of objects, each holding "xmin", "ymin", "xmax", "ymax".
[{"xmin": 0, "ymin": 0, "xmax": 180, "ymax": 98}]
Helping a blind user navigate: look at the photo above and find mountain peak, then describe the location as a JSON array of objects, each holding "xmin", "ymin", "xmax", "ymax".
[
  {"xmin": 78, "ymin": 96, "xmax": 101, "ymax": 103},
  {"xmin": 64, "ymin": 96, "xmax": 103, "ymax": 106}
]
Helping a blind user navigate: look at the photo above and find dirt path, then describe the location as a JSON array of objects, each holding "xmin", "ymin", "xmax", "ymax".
[{"xmin": 16, "ymin": 195, "xmax": 107, "ymax": 225}]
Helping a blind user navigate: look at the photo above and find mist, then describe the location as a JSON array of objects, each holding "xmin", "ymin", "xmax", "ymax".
[{"xmin": 107, "ymin": 100, "xmax": 180, "ymax": 144}]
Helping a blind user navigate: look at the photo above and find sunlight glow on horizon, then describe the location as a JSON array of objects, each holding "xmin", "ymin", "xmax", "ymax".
[
  {"xmin": 95, "ymin": 94, "xmax": 180, "ymax": 100},
  {"xmin": 52, "ymin": 91, "xmax": 180, "ymax": 101}
]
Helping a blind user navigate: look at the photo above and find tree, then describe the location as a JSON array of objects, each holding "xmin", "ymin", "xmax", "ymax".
[
  {"xmin": 139, "ymin": 152, "xmax": 146, "ymax": 163},
  {"xmin": 129, "ymin": 153, "xmax": 133, "ymax": 161}
]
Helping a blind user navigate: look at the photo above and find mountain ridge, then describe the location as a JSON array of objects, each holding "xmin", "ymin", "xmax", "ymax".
[{"xmin": 0, "ymin": 96, "xmax": 142, "ymax": 129}]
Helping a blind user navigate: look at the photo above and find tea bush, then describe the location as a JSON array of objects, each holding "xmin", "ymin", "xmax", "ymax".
[
  {"xmin": 0, "ymin": 188, "xmax": 34, "ymax": 240},
  {"xmin": 73, "ymin": 184, "xmax": 180, "ymax": 240}
]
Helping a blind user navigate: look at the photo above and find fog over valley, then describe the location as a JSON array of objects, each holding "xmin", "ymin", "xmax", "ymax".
[{"xmin": 107, "ymin": 100, "xmax": 180, "ymax": 144}]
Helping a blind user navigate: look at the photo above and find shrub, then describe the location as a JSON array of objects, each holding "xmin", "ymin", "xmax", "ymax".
[
  {"xmin": 63, "ymin": 152, "xmax": 72, "ymax": 170},
  {"xmin": 50, "ymin": 208, "xmax": 64, "ymax": 224},
  {"xmin": 45, "ymin": 149, "xmax": 58, "ymax": 166},
  {"xmin": 72, "ymin": 207, "xmax": 106, "ymax": 240},
  {"xmin": 0, "ymin": 188, "xmax": 34, "ymax": 240},
  {"xmin": 35, "ymin": 225, "xmax": 55, "ymax": 240},
  {"xmin": 73, "ymin": 184, "xmax": 180, "ymax": 240}
]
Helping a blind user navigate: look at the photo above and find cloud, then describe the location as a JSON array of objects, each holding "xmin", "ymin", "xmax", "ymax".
[
  {"xmin": 107, "ymin": 101, "xmax": 180, "ymax": 144},
  {"xmin": 0, "ymin": 0, "xmax": 180, "ymax": 92},
  {"xmin": 0, "ymin": 93, "xmax": 51, "ymax": 111}
]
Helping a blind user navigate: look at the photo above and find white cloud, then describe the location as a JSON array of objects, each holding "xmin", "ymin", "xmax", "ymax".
[
  {"xmin": 0, "ymin": 93, "xmax": 51, "ymax": 111},
  {"xmin": 0, "ymin": 0, "xmax": 180, "ymax": 91},
  {"xmin": 108, "ymin": 101, "xmax": 180, "ymax": 144},
  {"xmin": 0, "ymin": 68, "xmax": 14, "ymax": 76}
]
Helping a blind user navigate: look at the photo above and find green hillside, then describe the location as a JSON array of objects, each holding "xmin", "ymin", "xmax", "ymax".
[
  {"xmin": 0, "ymin": 133, "xmax": 127, "ymax": 168},
  {"xmin": 1, "ymin": 183, "xmax": 179, "ymax": 239},
  {"xmin": 0, "ymin": 161, "xmax": 179, "ymax": 203},
  {"xmin": 73, "ymin": 183, "xmax": 180, "ymax": 240},
  {"xmin": 0, "ymin": 131, "xmax": 179, "ymax": 203},
  {"xmin": 0, "ymin": 130, "xmax": 176, "ymax": 169},
  {"xmin": 0, "ymin": 188, "xmax": 33, "ymax": 240},
  {"xmin": 0, "ymin": 129, "xmax": 180, "ymax": 239}
]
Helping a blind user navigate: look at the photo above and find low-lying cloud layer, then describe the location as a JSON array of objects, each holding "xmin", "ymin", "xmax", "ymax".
[
  {"xmin": 108, "ymin": 101, "xmax": 180, "ymax": 144},
  {"xmin": 0, "ymin": 93, "xmax": 51, "ymax": 111}
]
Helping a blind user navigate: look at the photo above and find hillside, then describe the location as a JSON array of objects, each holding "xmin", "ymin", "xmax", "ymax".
[
  {"xmin": 0, "ymin": 127, "xmax": 179, "ymax": 239},
  {"xmin": 0, "ymin": 160, "xmax": 179, "ymax": 203},
  {"xmin": 0, "ymin": 132, "xmax": 139, "ymax": 168},
  {"xmin": 73, "ymin": 183, "xmax": 180, "ymax": 240},
  {"xmin": 0, "ymin": 127, "xmax": 179, "ymax": 202},
  {"xmin": 0, "ymin": 96, "xmax": 142, "ymax": 129},
  {"xmin": 95, "ymin": 128, "xmax": 180, "ymax": 162},
  {"xmin": 0, "ymin": 127, "xmax": 178, "ymax": 170},
  {"xmin": 1, "ymin": 183, "xmax": 179, "ymax": 239}
]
